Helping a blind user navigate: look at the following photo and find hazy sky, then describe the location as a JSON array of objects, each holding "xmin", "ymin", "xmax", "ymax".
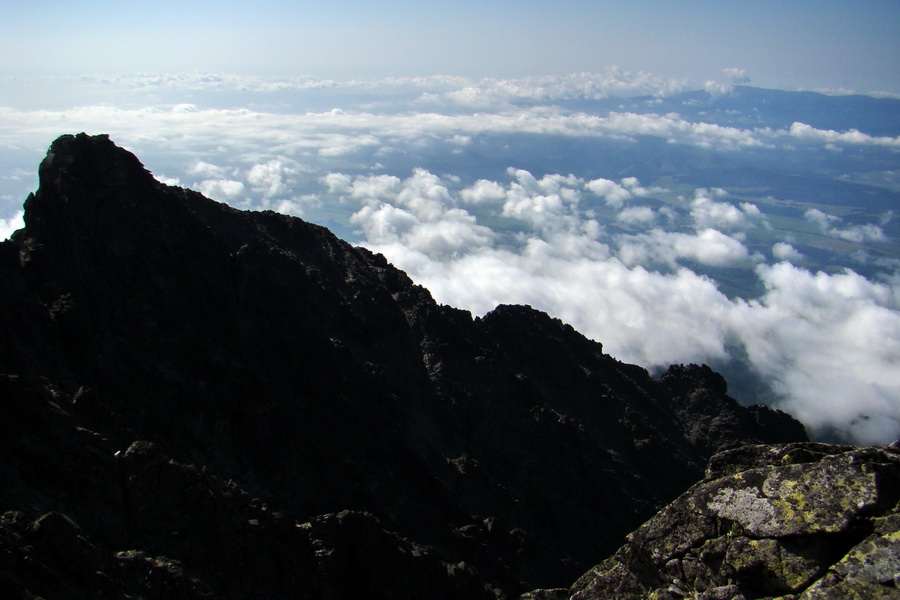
[{"xmin": 3, "ymin": 1, "xmax": 898, "ymax": 93}]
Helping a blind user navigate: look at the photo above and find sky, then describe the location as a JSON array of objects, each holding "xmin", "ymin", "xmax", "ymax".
[
  {"xmin": 2, "ymin": 1, "xmax": 898, "ymax": 93},
  {"xmin": 1, "ymin": 2, "xmax": 899, "ymax": 445}
]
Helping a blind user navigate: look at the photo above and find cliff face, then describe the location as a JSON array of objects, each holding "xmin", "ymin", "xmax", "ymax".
[
  {"xmin": 0, "ymin": 133, "xmax": 806, "ymax": 598},
  {"xmin": 531, "ymin": 442, "xmax": 900, "ymax": 600}
]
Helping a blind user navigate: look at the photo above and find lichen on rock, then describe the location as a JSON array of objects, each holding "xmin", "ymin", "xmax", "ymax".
[{"xmin": 554, "ymin": 442, "xmax": 900, "ymax": 600}]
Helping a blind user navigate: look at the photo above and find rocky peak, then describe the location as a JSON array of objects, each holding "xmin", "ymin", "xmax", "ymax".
[{"xmin": 0, "ymin": 134, "xmax": 808, "ymax": 598}]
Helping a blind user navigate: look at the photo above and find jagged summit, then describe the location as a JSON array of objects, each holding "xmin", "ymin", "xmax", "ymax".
[{"xmin": 0, "ymin": 133, "xmax": 806, "ymax": 598}]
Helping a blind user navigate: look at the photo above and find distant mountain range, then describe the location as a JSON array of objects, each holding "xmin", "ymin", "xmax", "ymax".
[{"xmin": 0, "ymin": 133, "xmax": 810, "ymax": 598}]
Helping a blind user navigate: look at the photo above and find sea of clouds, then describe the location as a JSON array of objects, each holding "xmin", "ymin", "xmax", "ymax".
[{"xmin": 1, "ymin": 70, "xmax": 898, "ymax": 444}]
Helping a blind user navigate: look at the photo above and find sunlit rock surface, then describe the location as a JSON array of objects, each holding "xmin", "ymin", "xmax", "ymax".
[{"xmin": 534, "ymin": 442, "xmax": 900, "ymax": 600}]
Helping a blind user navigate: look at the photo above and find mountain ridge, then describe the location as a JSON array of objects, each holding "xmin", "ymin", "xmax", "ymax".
[{"xmin": 0, "ymin": 133, "xmax": 807, "ymax": 597}]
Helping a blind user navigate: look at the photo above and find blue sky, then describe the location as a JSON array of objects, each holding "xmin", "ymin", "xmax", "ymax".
[{"xmin": 3, "ymin": 1, "xmax": 898, "ymax": 92}]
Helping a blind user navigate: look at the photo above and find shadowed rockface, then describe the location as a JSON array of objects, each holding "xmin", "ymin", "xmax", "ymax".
[{"xmin": 0, "ymin": 133, "xmax": 806, "ymax": 598}]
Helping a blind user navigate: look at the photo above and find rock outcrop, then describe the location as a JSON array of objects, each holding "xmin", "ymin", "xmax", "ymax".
[
  {"xmin": 0, "ymin": 133, "xmax": 807, "ymax": 598},
  {"xmin": 531, "ymin": 442, "xmax": 900, "ymax": 600}
]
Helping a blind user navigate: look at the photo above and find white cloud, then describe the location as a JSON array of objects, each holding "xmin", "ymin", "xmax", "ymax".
[
  {"xmin": 155, "ymin": 174, "xmax": 181, "ymax": 186},
  {"xmin": 416, "ymin": 69, "xmax": 690, "ymax": 109},
  {"xmin": 616, "ymin": 228, "xmax": 756, "ymax": 269},
  {"xmin": 733, "ymin": 263, "xmax": 900, "ymax": 444},
  {"xmin": 703, "ymin": 68, "xmax": 751, "ymax": 97},
  {"xmin": 0, "ymin": 209, "xmax": 24, "ymax": 240},
  {"xmin": 351, "ymin": 203, "xmax": 419, "ymax": 243},
  {"xmin": 620, "ymin": 177, "xmax": 663, "ymax": 197},
  {"xmin": 789, "ymin": 122, "xmax": 900, "ymax": 148},
  {"xmin": 322, "ymin": 172, "xmax": 353, "ymax": 195},
  {"xmin": 690, "ymin": 191, "xmax": 765, "ymax": 232},
  {"xmin": 617, "ymin": 206, "xmax": 656, "ymax": 226},
  {"xmin": 247, "ymin": 160, "xmax": 290, "ymax": 200},
  {"xmin": 272, "ymin": 195, "xmax": 320, "ymax": 218},
  {"xmin": 585, "ymin": 177, "xmax": 632, "ymax": 208},
  {"xmin": 197, "ymin": 179, "xmax": 246, "ymax": 201},
  {"xmin": 772, "ymin": 242, "xmax": 805, "ymax": 263},
  {"xmin": 349, "ymin": 174, "xmax": 403, "ymax": 203},
  {"xmin": 396, "ymin": 168, "xmax": 454, "ymax": 221},
  {"xmin": 190, "ymin": 160, "xmax": 231, "ymax": 179},
  {"xmin": 347, "ymin": 169, "xmax": 494, "ymax": 259},
  {"xmin": 337, "ymin": 171, "xmax": 898, "ymax": 445},
  {"xmin": 460, "ymin": 179, "xmax": 506, "ymax": 205},
  {"xmin": 805, "ymin": 209, "xmax": 888, "ymax": 243}
]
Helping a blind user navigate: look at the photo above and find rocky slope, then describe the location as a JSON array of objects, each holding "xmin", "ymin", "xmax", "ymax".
[
  {"xmin": 0, "ymin": 133, "xmax": 807, "ymax": 598},
  {"xmin": 525, "ymin": 442, "xmax": 900, "ymax": 600}
]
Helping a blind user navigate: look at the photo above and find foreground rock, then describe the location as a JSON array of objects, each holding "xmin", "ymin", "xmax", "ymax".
[
  {"xmin": 530, "ymin": 442, "xmax": 900, "ymax": 600},
  {"xmin": 0, "ymin": 134, "xmax": 806, "ymax": 598}
]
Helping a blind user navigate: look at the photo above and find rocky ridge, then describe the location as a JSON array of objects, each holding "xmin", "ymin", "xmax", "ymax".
[
  {"xmin": 525, "ymin": 442, "xmax": 900, "ymax": 600},
  {"xmin": 0, "ymin": 133, "xmax": 807, "ymax": 598}
]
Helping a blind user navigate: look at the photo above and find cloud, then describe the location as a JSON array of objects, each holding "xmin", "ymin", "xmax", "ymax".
[
  {"xmin": 615, "ymin": 228, "xmax": 757, "ymax": 270},
  {"xmin": 2, "ymin": 73, "xmax": 898, "ymax": 445},
  {"xmin": 703, "ymin": 68, "xmax": 751, "ymax": 97},
  {"xmin": 805, "ymin": 209, "xmax": 888, "ymax": 243},
  {"xmin": 789, "ymin": 122, "xmax": 900, "ymax": 148},
  {"xmin": 772, "ymin": 242, "xmax": 805, "ymax": 263},
  {"xmin": 272, "ymin": 194, "xmax": 320, "ymax": 218},
  {"xmin": 0, "ymin": 209, "xmax": 24, "ymax": 240},
  {"xmin": 417, "ymin": 69, "xmax": 691, "ymax": 109},
  {"xmin": 460, "ymin": 179, "xmax": 507, "ymax": 205},
  {"xmin": 189, "ymin": 160, "xmax": 231, "ymax": 179},
  {"xmin": 322, "ymin": 172, "xmax": 353, "ymax": 195},
  {"xmin": 501, "ymin": 169, "xmax": 583, "ymax": 231},
  {"xmin": 247, "ymin": 161, "xmax": 288, "ymax": 197},
  {"xmin": 617, "ymin": 206, "xmax": 656, "ymax": 226},
  {"xmin": 586, "ymin": 177, "xmax": 632, "ymax": 208},
  {"xmin": 690, "ymin": 190, "xmax": 765, "ymax": 232},
  {"xmin": 197, "ymin": 179, "xmax": 246, "ymax": 201},
  {"xmin": 346, "ymin": 169, "xmax": 494, "ymax": 259},
  {"xmin": 733, "ymin": 263, "xmax": 900, "ymax": 444},
  {"xmin": 328, "ymin": 168, "xmax": 899, "ymax": 445}
]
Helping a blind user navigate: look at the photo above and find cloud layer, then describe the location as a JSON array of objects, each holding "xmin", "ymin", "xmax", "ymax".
[
  {"xmin": 1, "ymin": 73, "xmax": 897, "ymax": 444},
  {"xmin": 332, "ymin": 168, "xmax": 900, "ymax": 445}
]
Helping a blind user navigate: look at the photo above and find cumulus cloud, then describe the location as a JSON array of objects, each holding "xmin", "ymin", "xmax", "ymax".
[
  {"xmin": 197, "ymin": 179, "xmax": 246, "ymax": 201},
  {"xmin": 617, "ymin": 206, "xmax": 657, "ymax": 226},
  {"xmin": 0, "ymin": 209, "xmax": 24, "ymax": 240},
  {"xmin": 460, "ymin": 179, "xmax": 507, "ymax": 205},
  {"xmin": 326, "ymin": 167, "xmax": 899, "ymax": 445},
  {"xmin": 376, "ymin": 234, "xmax": 899, "ymax": 444},
  {"xmin": 272, "ymin": 194, "xmax": 321, "ymax": 218},
  {"xmin": 616, "ymin": 228, "xmax": 756, "ymax": 269},
  {"xmin": 772, "ymin": 242, "xmax": 805, "ymax": 263},
  {"xmin": 343, "ymin": 170, "xmax": 495, "ymax": 259},
  {"xmin": 734, "ymin": 264, "xmax": 900, "ymax": 444},
  {"xmin": 690, "ymin": 189, "xmax": 765, "ymax": 232},
  {"xmin": 247, "ymin": 160, "xmax": 291, "ymax": 199},
  {"xmin": 501, "ymin": 169, "xmax": 583, "ymax": 231},
  {"xmin": 805, "ymin": 209, "xmax": 888, "ymax": 243},
  {"xmin": 586, "ymin": 177, "xmax": 632, "ymax": 208}
]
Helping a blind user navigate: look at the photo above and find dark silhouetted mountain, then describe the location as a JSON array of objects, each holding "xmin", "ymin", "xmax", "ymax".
[
  {"xmin": 525, "ymin": 441, "xmax": 900, "ymax": 600},
  {"xmin": 0, "ymin": 133, "xmax": 807, "ymax": 598}
]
